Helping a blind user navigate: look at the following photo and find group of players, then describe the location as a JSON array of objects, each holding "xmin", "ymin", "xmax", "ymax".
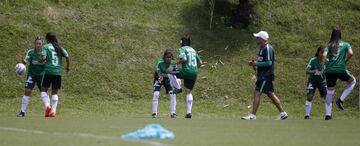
[
  {"xmin": 16, "ymin": 32, "xmax": 70, "ymax": 117},
  {"xmin": 152, "ymin": 27, "xmax": 356, "ymax": 120},
  {"xmin": 18, "ymin": 27, "xmax": 355, "ymax": 120}
]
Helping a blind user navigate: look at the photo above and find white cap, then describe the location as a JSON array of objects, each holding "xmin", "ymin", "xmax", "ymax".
[{"xmin": 253, "ymin": 31, "xmax": 269, "ymax": 41}]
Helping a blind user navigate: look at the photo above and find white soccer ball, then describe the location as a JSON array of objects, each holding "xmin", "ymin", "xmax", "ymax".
[{"xmin": 15, "ymin": 63, "xmax": 26, "ymax": 75}]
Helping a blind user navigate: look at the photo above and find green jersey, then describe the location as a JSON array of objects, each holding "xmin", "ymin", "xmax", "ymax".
[
  {"xmin": 25, "ymin": 48, "xmax": 46, "ymax": 76},
  {"xmin": 306, "ymin": 57, "xmax": 326, "ymax": 84},
  {"xmin": 178, "ymin": 46, "xmax": 201, "ymax": 80},
  {"xmin": 43, "ymin": 43, "xmax": 69, "ymax": 76},
  {"xmin": 156, "ymin": 59, "xmax": 176, "ymax": 74},
  {"xmin": 325, "ymin": 41, "xmax": 352, "ymax": 73}
]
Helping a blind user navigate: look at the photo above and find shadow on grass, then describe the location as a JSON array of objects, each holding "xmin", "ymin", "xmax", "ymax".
[{"xmin": 178, "ymin": 0, "xmax": 257, "ymax": 60}]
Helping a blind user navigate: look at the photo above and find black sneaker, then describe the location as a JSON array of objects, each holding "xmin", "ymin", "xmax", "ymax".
[
  {"xmin": 17, "ymin": 111, "xmax": 25, "ymax": 117},
  {"xmin": 185, "ymin": 113, "xmax": 192, "ymax": 118},
  {"xmin": 304, "ymin": 115, "xmax": 310, "ymax": 120},
  {"xmin": 172, "ymin": 88, "xmax": 182, "ymax": 94},
  {"xmin": 151, "ymin": 113, "xmax": 157, "ymax": 118},
  {"xmin": 170, "ymin": 113, "xmax": 177, "ymax": 118},
  {"xmin": 336, "ymin": 99, "xmax": 345, "ymax": 110},
  {"xmin": 325, "ymin": 115, "xmax": 332, "ymax": 120}
]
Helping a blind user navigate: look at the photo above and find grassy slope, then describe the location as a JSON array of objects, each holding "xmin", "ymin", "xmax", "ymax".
[{"xmin": 0, "ymin": 0, "xmax": 359, "ymax": 118}]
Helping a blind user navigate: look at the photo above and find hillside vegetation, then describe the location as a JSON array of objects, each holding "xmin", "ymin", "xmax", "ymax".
[{"xmin": 0, "ymin": 0, "xmax": 359, "ymax": 118}]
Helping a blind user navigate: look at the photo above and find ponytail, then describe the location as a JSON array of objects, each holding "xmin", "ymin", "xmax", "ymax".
[{"xmin": 45, "ymin": 32, "xmax": 62, "ymax": 56}]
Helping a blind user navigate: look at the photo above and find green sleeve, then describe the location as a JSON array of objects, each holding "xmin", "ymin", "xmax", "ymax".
[
  {"xmin": 306, "ymin": 59, "xmax": 313, "ymax": 70},
  {"xmin": 25, "ymin": 50, "xmax": 32, "ymax": 62},
  {"xmin": 256, "ymin": 61, "xmax": 272, "ymax": 67},
  {"xmin": 196, "ymin": 54, "xmax": 201, "ymax": 63},
  {"xmin": 62, "ymin": 47, "xmax": 69, "ymax": 57},
  {"xmin": 179, "ymin": 48, "xmax": 187, "ymax": 61}
]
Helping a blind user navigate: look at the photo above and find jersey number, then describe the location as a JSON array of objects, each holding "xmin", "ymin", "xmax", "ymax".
[
  {"xmin": 187, "ymin": 52, "xmax": 197, "ymax": 67},
  {"xmin": 50, "ymin": 47, "xmax": 59, "ymax": 66}
]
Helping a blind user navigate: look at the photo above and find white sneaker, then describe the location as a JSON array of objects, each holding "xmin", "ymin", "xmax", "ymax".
[
  {"xmin": 277, "ymin": 112, "xmax": 288, "ymax": 120},
  {"xmin": 241, "ymin": 114, "xmax": 256, "ymax": 120}
]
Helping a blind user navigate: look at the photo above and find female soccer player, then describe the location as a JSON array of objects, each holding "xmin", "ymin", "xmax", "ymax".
[
  {"xmin": 304, "ymin": 46, "xmax": 327, "ymax": 119},
  {"xmin": 167, "ymin": 35, "xmax": 203, "ymax": 118},
  {"xmin": 323, "ymin": 27, "xmax": 356, "ymax": 120},
  {"xmin": 152, "ymin": 50, "xmax": 178, "ymax": 118},
  {"xmin": 241, "ymin": 31, "xmax": 288, "ymax": 120},
  {"xmin": 40, "ymin": 32, "xmax": 70, "ymax": 117},
  {"xmin": 17, "ymin": 36, "xmax": 46, "ymax": 117}
]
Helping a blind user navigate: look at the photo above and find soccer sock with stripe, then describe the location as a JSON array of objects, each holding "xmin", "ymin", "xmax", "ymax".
[
  {"xmin": 340, "ymin": 79, "xmax": 356, "ymax": 101},
  {"xmin": 186, "ymin": 93, "xmax": 193, "ymax": 114},
  {"xmin": 40, "ymin": 92, "xmax": 50, "ymax": 107},
  {"xmin": 305, "ymin": 100, "xmax": 312, "ymax": 116},
  {"xmin": 21, "ymin": 95, "xmax": 30, "ymax": 113},
  {"xmin": 152, "ymin": 91, "xmax": 160, "ymax": 114},
  {"xmin": 51, "ymin": 94, "xmax": 58, "ymax": 113},
  {"xmin": 325, "ymin": 89, "xmax": 334, "ymax": 116},
  {"xmin": 169, "ymin": 93, "xmax": 176, "ymax": 114}
]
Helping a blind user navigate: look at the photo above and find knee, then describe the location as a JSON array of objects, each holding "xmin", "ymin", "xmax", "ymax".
[{"xmin": 24, "ymin": 89, "xmax": 32, "ymax": 96}]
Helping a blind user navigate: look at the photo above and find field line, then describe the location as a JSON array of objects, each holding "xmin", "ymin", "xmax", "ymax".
[{"xmin": 0, "ymin": 127, "xmax": 173, "ymax": 146}]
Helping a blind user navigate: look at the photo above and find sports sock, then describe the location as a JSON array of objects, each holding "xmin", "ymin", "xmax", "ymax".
[
  {"xmin": 51, "ymin": 94, "xmax": 58, "ymax": 113},
  {"xmin": 340, "ymin": 79, "xmax": 356, "ymax": 101},
  {"xmin": 186, "ymin": 93, "xmax": 193, "ymax": 114},
  {"xmin": 21, "ymin": 95, "xmax": 30, "ymax": 112},
  {"xmin": 325, "ymin": 89, "xmax": 334, "ymax": 116},
  {"xmin": 152, "ymin": 91, "xmax": 160, "ymax": 114},
  {"xmin": 40, "ymin": 92, "xmax": 50, "ymax": 107},
  {"xmin": 305, "ymin": 100, "xmax": 312, "ymax": 116},
  {"xmin": 169, "ymin": 93, "xmax": 176, "ymax": 114},
  {"xmin": 167, "ymin": 74, "xmax": 181, "ymax": 89}
]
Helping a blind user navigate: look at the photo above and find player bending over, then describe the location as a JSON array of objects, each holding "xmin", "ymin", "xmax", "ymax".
[{"xmin": 152, "ymin": 50, "xmax": 179, "ymax": 118}]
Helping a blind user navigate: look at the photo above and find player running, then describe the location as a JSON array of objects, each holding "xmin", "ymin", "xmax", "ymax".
[
  {"xmin": 242, "ymin": 31, "xmax": 288, "ymax": 120},
  {"xmin": 167, "ymin": 35, "xmax": 203, "ymax": 118},
  {"xmin": 304, "ymin": 45, "xmax": 327, "ymax": 120},
  {"xmin": 17, "ymin": 36, "xmax": 46, "ymax": 117},
  {"xmin": 323, "ymin": 27, "xmax": 356, "ymax": 120},
  {"xmin": 152, "ymin": 50, "xmax": 179, "ymax": 118},
  {"xmin": 40, "ymin": 32, "xmax": 70, "ymax": 117}
]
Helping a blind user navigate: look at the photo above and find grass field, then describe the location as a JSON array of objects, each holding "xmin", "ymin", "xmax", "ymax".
[
  {"xmin": 1, "ymin": 0, "xmax": 360, "ymax": 145},
  {"xmin": 1, "ymin": 114, "xmax": 360, "ymax": 146}
]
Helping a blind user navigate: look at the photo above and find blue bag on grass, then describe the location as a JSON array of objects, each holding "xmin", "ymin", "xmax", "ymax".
[{"xmin": 121, "ymin": 123, "xmax": 175, "ymax": 139}]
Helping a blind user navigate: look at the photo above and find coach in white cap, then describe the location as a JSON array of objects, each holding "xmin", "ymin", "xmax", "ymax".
[{"xmin": 241, "ymin": 31, "xmax": 289, "ymax": 120}]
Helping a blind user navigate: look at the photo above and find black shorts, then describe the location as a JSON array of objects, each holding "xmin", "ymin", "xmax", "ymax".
[
  {"xmin": 326, "ymin": 71, "xmax": 352, "ymax": 87},
  {"xmin": 24, "ymin": 75, "xmax": 42, "ymax": 91},
  {"xmin": 255, "ymin": 80, "xmax": 274, "ymax": 94},
  {"xmin": 42, "ymin": 74, "xmax": 62, "ymax": 90},
  {"xmin": 173, "ymin": 72, "xmax": 196, "ymax": 90},
  {"xmin": 153, "ymin": 73, "xmax": 172, "ymax": 94},
  {"xmin": 306, "ymin": 82, "xmax": 327, "ymax": 97}
]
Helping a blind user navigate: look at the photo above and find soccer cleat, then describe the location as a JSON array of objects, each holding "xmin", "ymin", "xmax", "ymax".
[
  {"xmin": 152, "ymin": 113, "xmax": 157, "ymax": 118},
  {"xmin": 279, "ymin": 112, "xmax": 288, "ymax": 120},
  {"xmin": 325, "ymin": 115, "xmax": 332, "ymax": 120},
  {"xmin": 304, "ymin": 115, "xmax": 310, "ymax": 120},
  {"xmin": 241, "ymin": 114, "xmax": 256, "ymax": 120},
  {"xmin": 49, "ymin": 112, "xmax": 56, "ymax": 117},
  {"xmin": 336, "ymin": 99, "xmax": 345, "ymax": 110},
  {"xmin": 44, "ymin": 106, "xmax": 51, "ymax": 117},
  {"xmin": 170, "ymin": 113, "xmax": 177, "ymax": 118},
  {"xmin": 17, "ymin": 111, "xmax": 25, "ymax": 117},
  {"xmin": 172, "ymin": 88, "xmax": 182, "ymax": 94},
  {"xmin": 185, "ymin": 113, "xmax": 192, "ymax": 118}
]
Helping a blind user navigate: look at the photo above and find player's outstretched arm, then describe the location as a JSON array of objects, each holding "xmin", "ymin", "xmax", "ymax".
[{"xmin": 65, "ymin": 56, "xmax": 70, "ymax": 72}]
